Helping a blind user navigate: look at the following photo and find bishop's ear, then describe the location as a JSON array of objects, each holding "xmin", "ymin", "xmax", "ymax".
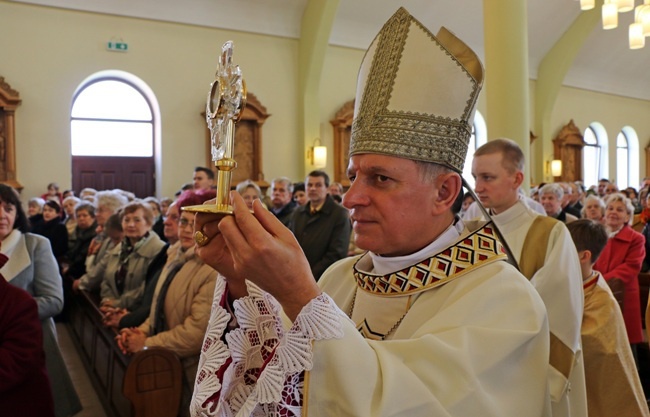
[{"xmin": 432, "ymin": 172, "xmax": 462, "ymax": 215}]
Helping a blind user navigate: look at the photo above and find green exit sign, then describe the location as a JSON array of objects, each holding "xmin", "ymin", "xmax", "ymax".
[{"xmin": 107, "ymin": 41, "xmax": 128, "ymax": 52}]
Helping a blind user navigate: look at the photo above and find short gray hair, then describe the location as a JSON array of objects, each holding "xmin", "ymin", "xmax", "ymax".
[
  {"xmin": 271, "ymin": 177, "xmax": 293, "ymax": 193},
  {"xmin": 63, "ymin": 196, "xmax": 80, "ymax": 206},
  {"xmin": 540, "ymin": 183, "xmax": 564, "ymax": 200},
  {"xmin": 28, "ymin": 197, "xmax": 45, "ymax": 208},
  {"xmin": 414, "ymin": 160, "xmax": 454, "ymax": 183},
  {"xmin": 580, "ymin": 195, "xmax": 605, "ymax": 218},
  {"xmin": 95, "ymin": 190, "xmax": 128, "ymax": 214}
]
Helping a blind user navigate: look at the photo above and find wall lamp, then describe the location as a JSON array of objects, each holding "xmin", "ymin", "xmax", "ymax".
[
  {"xmin": 308, "ymin": 138, "xmax": 327, "ymax": 168},
  {"xmin": 546, "ymin": 159, "xmax": 563, "ymax": 177}
]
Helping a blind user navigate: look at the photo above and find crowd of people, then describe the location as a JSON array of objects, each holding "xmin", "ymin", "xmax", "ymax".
[
  {"xmin": 7, "ymin": 135, "xmax": 650, "ymax": 417},
  {"xmin": 475, "ymin": 173, "xmax": 650, "ymax": 359},
  {"xmin": 0, "ymin": 166, "xmax": 356, "ymax": 416},
  {"xmin": 3, "ymin": 6, "xmax": 650, "ymax": 417}
]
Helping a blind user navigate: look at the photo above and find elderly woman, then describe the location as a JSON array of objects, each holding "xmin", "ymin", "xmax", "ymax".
[
  {"xmin": 62, "ymin": 195, "xmax": 80, "ymax": 250},
  {"xmin": 117, "ymin": 190, "xmax": 217, "ymax": 416},
  {"xmin": 64, "ymin": 202, "xmax": 98, "ymax": 280},
  {"xmin": 581, "ymin": 195, "xmax": 606, "ymax": 224},
  {"xmin": 594, "ymin": 193, "xmax": 646, "ymax": 347},
  {"xmin": 0, "ymin": 184, "xmax": 81, "ymax": 417},
  {"xmin": 100, "ymin": 200, "xmax": 166, "ymax": 310},
  {"xmin": 144, "ymin": 196, "xmax": 165, "ymax": 241},
  {"xmin": 236, "ymin": 179, "xmax": 264, "ymax": 210},
  {"xmin": 27, "ymin": 196, "xmax": 45, "ymax": 231},
  {"xmin": 72, "ymin": 190, "xmax": 129, "ymax": 293},
  {"xmin": 102, "ymin": 204, "xmax": 181, "ymax": 326},
  {"xmin": 539, "ymin": 183, "xmax": 577, "ymax": 223}
]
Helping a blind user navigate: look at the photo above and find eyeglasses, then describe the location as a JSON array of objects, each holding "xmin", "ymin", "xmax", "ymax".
[{"xmin": 178, "ymin": 217, "xmax": 194, "ymax": 229}]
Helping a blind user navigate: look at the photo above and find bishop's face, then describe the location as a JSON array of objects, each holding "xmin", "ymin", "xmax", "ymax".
[{"xmin": 343, "ymin": 154, "xmax": 443, "ymax": 257}]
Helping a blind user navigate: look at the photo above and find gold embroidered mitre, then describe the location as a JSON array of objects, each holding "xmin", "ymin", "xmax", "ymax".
[{"xmin": 350, "ymin": 7, "xmax": 484, "ymax": 173}]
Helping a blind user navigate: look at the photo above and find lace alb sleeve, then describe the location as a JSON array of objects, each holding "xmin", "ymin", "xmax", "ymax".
[{"xmin": 191, "ymin": 277, "xmax": 344, "ymax": 417}]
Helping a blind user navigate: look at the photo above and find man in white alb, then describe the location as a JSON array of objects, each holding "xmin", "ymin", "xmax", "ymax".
[{"xmin": 470, "ymin": 138, "xmax": 587, "ymax": 417}]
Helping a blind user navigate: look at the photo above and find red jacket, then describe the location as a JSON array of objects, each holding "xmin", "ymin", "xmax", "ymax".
[
  {"xmin": 0, "ymin": 277, "xmax": 55, "ymax": 416},
  {"xmin": 594, "ymin": 224, "xmax": 646, "ymax": 343}
]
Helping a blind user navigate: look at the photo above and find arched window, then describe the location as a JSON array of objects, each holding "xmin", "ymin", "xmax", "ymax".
[
  {"xmin": 582, "ymin": 123, "xmax": 608, "ymax": 190},
  {"xmin": 70, "ymin": 70, "xmax": 161, "ymax": 197},
  {"xmin": 71, "ymin": 79, "xmax": 153, "ymax": 156},
  {"xmin": 463, "ymin": 110, "xmax": 487, "ymax": 190},
  {"xmin": 616, "ymin": 126, "xmax": 639, "ymax": 190}
]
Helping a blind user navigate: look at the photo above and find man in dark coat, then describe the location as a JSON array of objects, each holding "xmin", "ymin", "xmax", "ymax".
[{"xmin": 291, "ymin": 170, "xmax": 351, "ymax": 280}]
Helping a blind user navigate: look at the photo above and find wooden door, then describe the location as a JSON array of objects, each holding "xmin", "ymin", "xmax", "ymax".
[{"xmin": 72, "ymin": 156, "xmax": 155, "ymax": 198}]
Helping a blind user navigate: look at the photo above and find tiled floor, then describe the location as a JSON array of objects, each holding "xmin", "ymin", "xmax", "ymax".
[{"xmin": 56, "ymin": 323, "xmax": 109, "ymax": 417}]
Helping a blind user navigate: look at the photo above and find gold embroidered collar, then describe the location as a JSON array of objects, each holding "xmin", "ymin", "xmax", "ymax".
[{"xmin": 353, "ymin": 223, "xmax": 507, "ymax": 297}]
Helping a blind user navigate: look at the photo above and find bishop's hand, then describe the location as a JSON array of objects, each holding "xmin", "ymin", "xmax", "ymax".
[{"xmin": 196, "ymin": 192, "xmax": 321, "ymax": 320}]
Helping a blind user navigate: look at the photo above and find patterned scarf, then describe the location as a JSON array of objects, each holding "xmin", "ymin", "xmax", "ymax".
[
  {"xmin": 115, "ymin": 232, "xmax": 150, "ymax": 294},
  {"xmin": 151, "ymin": 247, "xmax": 187, "ymax": 335}
]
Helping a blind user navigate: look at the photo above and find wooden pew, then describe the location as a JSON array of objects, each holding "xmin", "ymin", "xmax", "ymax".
[
  {"xmin": 640, "ymin": 272, "xmax": 650, "ymax": 332},
  {"xmin": 123, "ymin": 348, "xmax": 183, "ymax": 417},
  {"xmin": 68, "ymin": 290, "xmax": 132, "ymax": 417},
  {"xmin": 636, "ymin": 272, "xmax": 650, "ymax": 396},
  {"xmin": 607, "ymin": 277, "xmax": 625, "ymax": 313},
  {"xmin": 67, "ymin": 291, "xmax": 183, "ymax": 417}
]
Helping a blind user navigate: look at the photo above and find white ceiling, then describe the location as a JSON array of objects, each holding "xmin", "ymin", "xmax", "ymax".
[{"xmin": 10, "ymin": 0, "xmax": 650, "ymax": 101}]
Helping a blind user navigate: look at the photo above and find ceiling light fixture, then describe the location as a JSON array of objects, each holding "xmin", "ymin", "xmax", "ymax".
[{"xmin": 580, "ymin": 0, "xmax": 650, "ymax": 49}]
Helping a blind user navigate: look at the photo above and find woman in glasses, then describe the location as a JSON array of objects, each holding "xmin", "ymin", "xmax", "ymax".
[{"xmin": 117, "ymin": 189, "xmax": 217, "ymax": 417}]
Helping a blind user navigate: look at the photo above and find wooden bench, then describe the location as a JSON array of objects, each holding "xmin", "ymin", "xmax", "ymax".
[
  {"xmin": 636, "ymin": 272, "xmax": 650, "ymax": 396},
  {"xmin": 607, "ymin": 277, "xmax": 625, "ymax": 313},
  {"xmin": 640, "ymin": 272, "xmax": 650, "ymax": 331},
  {"xmin": 123, "ymin": 348, "xmax": 183, "ymax": 417},
  {"xmin": 68, "ymin": 291, "xmax": 182, "ymax": 417}
]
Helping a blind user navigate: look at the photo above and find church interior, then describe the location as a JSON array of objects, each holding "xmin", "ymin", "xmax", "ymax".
[
  {"xmin": 3, "ymin": 0, "xmax": 650, "ymax": 416},
  {"xmin": 2, "ymin": 0, "xmax": 650, "ymax": 199}
]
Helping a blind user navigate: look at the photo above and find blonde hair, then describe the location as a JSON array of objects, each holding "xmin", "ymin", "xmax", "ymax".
[
  {"xmin": 236, "ymin": 180, "xmax": 262, "ymax": 199},
  {"xmin": 474, "ymin": 138, "xmax": 525, "ymax": 174},
  {"xmin": 604, "ymin": 192, "xmax": 635, "ymax": 225}
]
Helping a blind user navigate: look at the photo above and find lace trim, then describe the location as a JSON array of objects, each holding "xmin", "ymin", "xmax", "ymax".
[
  {"xmin": 221, "ymin": 283, "xmax": 344, "ymax": 416},
  {"xmin": 191, "ymin": 276, "xmax": 231, "ymax": 416},
  {"xmin": 190, "ymin": 279, "xmax": 344, "ymax": 417}
]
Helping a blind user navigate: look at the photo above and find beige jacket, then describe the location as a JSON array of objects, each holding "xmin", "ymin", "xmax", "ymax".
[{"xmin": 139, "ymin": 242, "xmax": 217, "ymax": 384}]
